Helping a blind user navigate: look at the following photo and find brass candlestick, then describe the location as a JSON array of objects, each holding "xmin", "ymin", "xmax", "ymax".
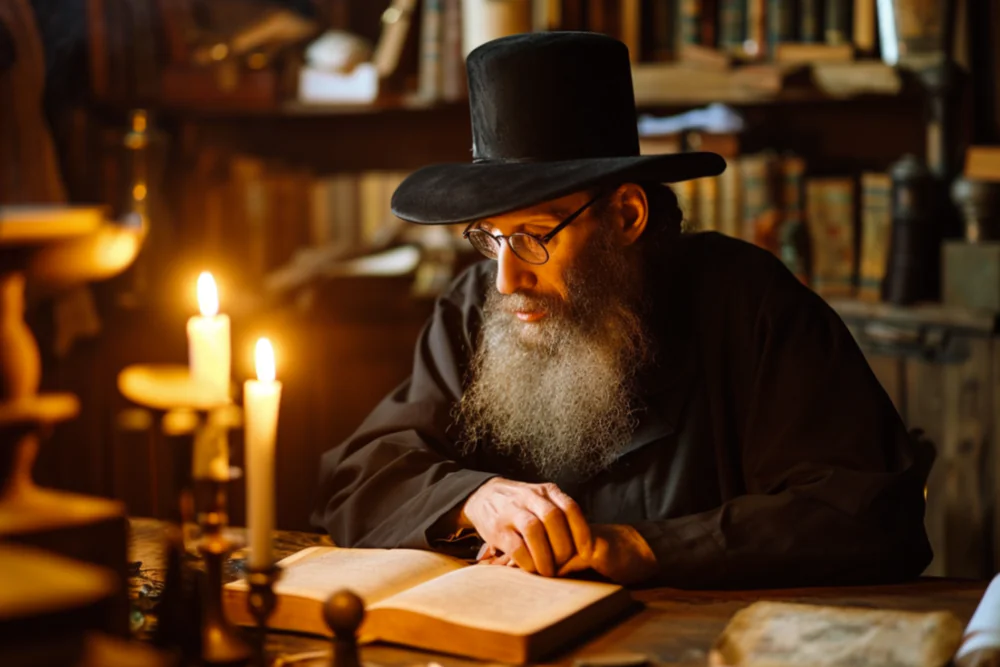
[
  {"xmin": 196, "ymin": 476, "xmax": 252, "ymax": 666},
  {"xmin": 246, "ymin": 564, "xmax": 283, "ymax": 667}
]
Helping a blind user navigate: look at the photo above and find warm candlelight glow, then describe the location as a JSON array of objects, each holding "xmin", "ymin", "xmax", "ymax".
[
  {"xmin": 197, "ymin": 271, "xmax": 219, "ymax": 317},
  {"xmin": 255, "ymin": 338, "xmax": 275, "ymax": 383}
]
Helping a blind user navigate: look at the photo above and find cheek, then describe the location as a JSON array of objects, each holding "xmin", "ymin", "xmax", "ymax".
[{"xmin": 533, "ymin": 265, "xmax": 571, "ymax": 301}]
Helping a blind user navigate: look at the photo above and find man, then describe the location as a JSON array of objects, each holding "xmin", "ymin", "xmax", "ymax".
[{"xmin": 312, "ymin": 32, "xmax": 932, "ymax": 588}]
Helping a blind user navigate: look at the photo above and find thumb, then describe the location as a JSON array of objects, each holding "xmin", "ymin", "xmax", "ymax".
[{"xmin": 556, "ymin": 553, "xmax": 589, "ymax": 578}]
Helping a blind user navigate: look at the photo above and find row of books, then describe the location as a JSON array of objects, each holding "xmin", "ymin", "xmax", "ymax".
[
  {"xmin": 416, "ymin": 0, "xmax": 880, "ymax": 102},
  {"xmin": 178, "ymin": 147, "xmax": 893, "ymax": 302},
  {"xmin": 672, "ymin": 150, "xmax": 891, "ymax": 301},
  {"xmin": 178, "ymin": 154, "xmax": 412, "ymax": 287},
  {"xmin": 624, "ymin": 0, "xmax": 880, "ymax": 62}
]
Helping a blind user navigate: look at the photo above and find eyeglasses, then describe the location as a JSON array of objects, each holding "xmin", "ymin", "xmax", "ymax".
[{"xmin": 462, "ymin": 192, "xmax": 605, "ymax": 266}]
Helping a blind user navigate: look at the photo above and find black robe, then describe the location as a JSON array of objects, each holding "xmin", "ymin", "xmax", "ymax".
[{"xmin": 311, "ymin": 231, "xmax": 933, "ymax": 588}]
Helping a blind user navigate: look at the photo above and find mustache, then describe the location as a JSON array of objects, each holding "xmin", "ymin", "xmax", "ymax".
[{"xmin": 491, "ymin": 290, "xmax": 565, "ymax": 315}]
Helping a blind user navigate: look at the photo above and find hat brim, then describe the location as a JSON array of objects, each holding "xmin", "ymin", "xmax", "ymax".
[{"xmin": 390, "ymin": 151, "xmax": 726, "ymax": 225}]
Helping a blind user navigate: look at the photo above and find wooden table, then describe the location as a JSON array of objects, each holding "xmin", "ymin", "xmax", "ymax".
[{"xmin": 127, "ymin": 518, "xmax": 991, "ymax": 666}]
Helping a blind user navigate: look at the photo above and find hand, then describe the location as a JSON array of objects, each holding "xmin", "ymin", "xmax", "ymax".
[
  {"xmin": 556, "ymin": 524, "xmax": 659, "ymax": 585},
  {"xmin": 460, "ymin": 478, "xmax": 592, "ymax": 577},
  {"xmin": 482, "ymin": 524, "xmax": 659, "ymax": 586}
]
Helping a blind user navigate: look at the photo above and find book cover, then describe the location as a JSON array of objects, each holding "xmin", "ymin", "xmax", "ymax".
[
  {"xmin": 719, "ymin": 0, "xmax": 747, "ymax": 54},
  {"xmin": 806, "ymin": 177, "xmax": 856, "ymax": 298},
  {"xmin": 223, "ymin": 546, "xmax": 632, "ymax": 664},
  {"xmin": 800, "ymin": 0, "xmax": 822, "ymax": 43},
  {"xmin": 740, "ymin": 152, "xmax": 780, "ymax": 252},
  {"xmin": 778, "ymin": 155, "xmax": 809, "ymax": 283},
  {"xmin": 697, "ymin": 176, "xmax": 721, "ymax": 233},
  {"xmin": 678, "ymin": 0, "xmax": 703, "ymax": 46},
  {"xmin": 824, "ymin": 0, "xmax": 852, "ymax": 46},
  {"xmin": 858, "ymin": 172, "xmax": 892, "ymax": 302},
  {"xmin": 718, "ymin": 157, "xmax": 743, "ymax": 239},
  {"xmin": 767, "ymin": 0, "xmax": 797, "ymax": 57}
]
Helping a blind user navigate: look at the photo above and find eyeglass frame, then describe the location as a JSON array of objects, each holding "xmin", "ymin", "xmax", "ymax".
[{"xmin": 461, "ymin": 190, "xmax": 606, "ymax": 266}]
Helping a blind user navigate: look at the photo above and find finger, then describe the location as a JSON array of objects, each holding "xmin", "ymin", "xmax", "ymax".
[
  {"xmin": 544, "ymin": 486, "xmax": 593, "ymax": 559},
  {"xmin": 528, "ymin": 495, "xmax": 575, "ymax": 568},
  {"xmin": 515, "ymin": 511, "xmax": 556, "ymax": 577},
  {"xmin": 489, "ymin": 553, "xmax": 512, "ymax": 566},
  {"xmin": 556, "ymin": 554, "xmax": 590, "ymax": 577},
  {"xmin": 476, "ymin": 542, "xmax": 496, "ymax": 561},
  {"xmin": 497, "ymin": 531, "xmax": 535, "ymax": 574}
]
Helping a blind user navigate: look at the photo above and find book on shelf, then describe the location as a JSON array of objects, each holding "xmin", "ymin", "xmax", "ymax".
[
  {"xmin": 965, "ymin": 146, "xmax": 1000, "ymax": 182},
  {"xmin": 223, "ymin": 546, "xmax": 633, "ymax": 664},
  {"xmin": 858, "ymin": 172, "xmax": 892, "ymax": 302},
  {"xmin": 181, "ymin": 154, "xmax": 412, "ymax": 287},
  {"xmin": 806, "ymin": 176, "xmax": 856, "ymax": 298}
]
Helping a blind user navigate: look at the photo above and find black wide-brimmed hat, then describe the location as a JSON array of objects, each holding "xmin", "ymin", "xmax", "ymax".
[{"xmin": 391, "ymin": 31, "xmax": 726, "ymax": 225}]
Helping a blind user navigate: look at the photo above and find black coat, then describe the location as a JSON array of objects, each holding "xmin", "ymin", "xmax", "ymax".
[{"xmin": 312, "ymin": 231, "xmax": 933, "ymax": 588}]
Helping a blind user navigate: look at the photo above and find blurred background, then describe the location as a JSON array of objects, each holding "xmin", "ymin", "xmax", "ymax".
[{"xmin": 3, "ymin": 0, "xmax": 1000, "ymax": 577}]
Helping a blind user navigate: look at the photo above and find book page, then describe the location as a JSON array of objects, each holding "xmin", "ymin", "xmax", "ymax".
[
  {"xmin": 372, "ymin": 564, "xmax": 621, "ymax": 634},
  {"xmin": 248, "ymin": 547, "xmax": 467, "ymax": 607}
]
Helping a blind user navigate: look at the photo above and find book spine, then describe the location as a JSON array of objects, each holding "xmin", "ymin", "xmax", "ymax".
[
  {"xmin": 800, "ymin": 0, "xmax": 822, "ymax": 43},
  {"xmin": 676, "ymin": 179, "xmax": 699, "ymax": 232},
  {"xmin": 740, "ymin": 153, "xmax": 778, "ymax": 250},
  {"xmin": 767, "ymin": 0, "xmax": 797, "ymax": 58},
  {"xmin": 587, "ymin": 0, "xmax": 606, "ymax": 33},
  {"xmin": 718, "ymin": 157, "xmax": 743, "ymax": 238},
  {"xmin": 700, "ymin": 0, "xmax": 718, "ymax": 46},
  {"xmin": 697, "ymin": 176, "xmax": 721, "ymax": 233},
  {"xmin": 561, "ymin": 0, "xmax": 584, "ymax": 30},
  {"xmin": 678, "ymin": 0, "xmax": 702, "ymax": 46},
  {"xmin": 806, "ymin": 177, "xmax": 856, "ymax": 297},
  {"xmin": 745, "ymin": 0, "xmax": 766, "ymax": 58},
  {"xmin": 852, "ymin": 0, "xmax": 876, "ymax": 54},
  {"xmin": 643, "ymin": 0, "xmax": 675, "ymax": 61},
  {"xmin": 825, "ymin": 0, "xmax": 851, "ymax": 46},
  {"xmin": 419, "ymin": 0, "xmax": 444, "ymax": 100},
  {"xmin": 859, "ymin": 172, "xmax": 892, "ymax": 301},
  {"xmin": 620, "ymin": 0, "xmax": 641, "ymax": 61},
  {"xmin": 778, "ymin": 155, "xmax": 808, "ymax": 284},
  {"xmin": 441, "ymin": 0, "xmax": 465, "ymax": 101},
  {"xmin": 718, "ymin": 0, "xmax": 746, "ymax": 53}
]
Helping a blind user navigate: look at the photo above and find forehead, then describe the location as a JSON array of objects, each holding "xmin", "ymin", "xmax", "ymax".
[{"xmin": 481, "ymin": 190, "xmax": 593, "ymax": 228}]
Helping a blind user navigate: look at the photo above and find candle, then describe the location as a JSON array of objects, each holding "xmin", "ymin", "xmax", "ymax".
[
  {"xmin": 186, "ymin": 272, "xmax": 231, "ymax": 401},
  {"xmin": 244, "ymin": 338, "xmax": 282, "ymax": 569}
]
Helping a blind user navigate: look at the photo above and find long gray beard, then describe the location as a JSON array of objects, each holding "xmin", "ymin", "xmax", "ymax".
[{"xmin": 457, "ymin": 228, "xmax": 652, "ymax": 483}]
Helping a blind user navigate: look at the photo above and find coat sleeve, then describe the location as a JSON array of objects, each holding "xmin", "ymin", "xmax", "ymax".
[
  {"xmin": 310, "ymin": 271, "xmax": 497, "ymax": 549},
  {"xmin": 631, "ymin": 259, "xmax": 933, "ymax": 589}
]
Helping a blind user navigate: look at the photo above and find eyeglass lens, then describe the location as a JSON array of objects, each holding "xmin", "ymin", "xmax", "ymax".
[{"xmin": 465, "ymin": 230, "xmax": 549, "ymax": 265}]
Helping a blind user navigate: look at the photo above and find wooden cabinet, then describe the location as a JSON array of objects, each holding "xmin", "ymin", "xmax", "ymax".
[{"xmin": 832, "ymin": 299, "xmax": 1000, "ymax": 578}]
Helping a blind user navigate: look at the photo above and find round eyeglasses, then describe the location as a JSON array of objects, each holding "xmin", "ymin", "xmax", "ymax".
[{"xmin": 462, "ymin": 192, "xmax": 605, "ymax": 266}]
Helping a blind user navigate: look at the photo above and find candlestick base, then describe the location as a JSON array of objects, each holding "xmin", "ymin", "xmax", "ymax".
[
  {"xmin": 247, "ymin": 564, "xmax": 283, "ymax": 667},
  {"xmin": 196, "ymin": 477, "xmax": 251, "ymax": 666}
]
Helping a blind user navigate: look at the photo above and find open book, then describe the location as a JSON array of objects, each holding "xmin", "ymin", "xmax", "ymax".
[{"xmin": 223, "ymin": 546, "xmax": 633, "ymax": 663}]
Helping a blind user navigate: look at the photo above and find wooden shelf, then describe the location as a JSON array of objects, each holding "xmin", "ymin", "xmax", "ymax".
[
  {"xmin": 133, "ymin": 60, "xmax": 912, "ymax": 119},
  {"xmin": 631, "ymin": 60, "xmax": 908, "ymax": 107}
]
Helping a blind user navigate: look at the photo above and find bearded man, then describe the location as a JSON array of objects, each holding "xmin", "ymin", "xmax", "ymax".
[{"xmin": 311, "ymin": 32, "xmax": 932, "ymax": 588}]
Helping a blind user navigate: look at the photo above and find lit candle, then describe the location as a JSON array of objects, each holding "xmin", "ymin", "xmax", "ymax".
[
  {"xmin": 186, "ymin": 272, "xmax": 231, "ymax": 401},
  {"xmin": 244, "ymin": 338, "xmax": 282, "ymax": 569}
]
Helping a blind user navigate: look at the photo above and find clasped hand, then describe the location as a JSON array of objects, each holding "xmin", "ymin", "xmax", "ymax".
[{"xmin": 459, "ymin": 478, "xmax": 658, "ymax": 585}]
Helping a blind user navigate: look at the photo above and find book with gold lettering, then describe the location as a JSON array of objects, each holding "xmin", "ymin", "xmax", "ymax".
[{"xmin": 223, "ymin": 546, "xmax": 633, "ymax": 663}]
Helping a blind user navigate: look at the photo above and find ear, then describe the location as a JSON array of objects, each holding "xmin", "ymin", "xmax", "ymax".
[{"xmin": 613, "ymin": 183, "xmax": 648, "ymax": 246}]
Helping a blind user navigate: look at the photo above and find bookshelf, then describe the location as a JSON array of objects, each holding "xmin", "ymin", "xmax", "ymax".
[{"xmin": 54, "ymin": 0, "xmax": 972, "ymax": 535}]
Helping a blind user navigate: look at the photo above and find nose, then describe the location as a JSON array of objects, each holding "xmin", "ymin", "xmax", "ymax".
[{"xmin": 495, "ymin": 241, "xmax": 536, "ymax": 295}]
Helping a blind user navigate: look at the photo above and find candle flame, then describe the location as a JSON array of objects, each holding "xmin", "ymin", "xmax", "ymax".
[
  {"xmin": 197, "ymin": 272, "xmax": 219, "ymax": 317},
  {"xmin": 255, "ymin": 338, "xmax": 275, "ymax": 383}
]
